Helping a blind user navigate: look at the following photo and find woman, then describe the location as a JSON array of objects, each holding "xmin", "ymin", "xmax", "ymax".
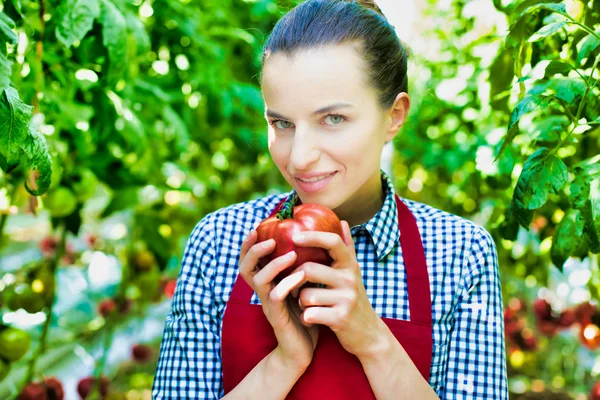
[{"xmin": 152, "ymin": 0, "xmax": 508, "ymax": 398}]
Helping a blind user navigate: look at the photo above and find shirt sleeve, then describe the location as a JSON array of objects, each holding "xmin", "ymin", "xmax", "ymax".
[
  {"xmin": 152, "ymin": 217, "xmax": 224, "ymax": 400},
  {"xmin": 441, "ymin": 226, "xmax": 508, "ymax": 399}
]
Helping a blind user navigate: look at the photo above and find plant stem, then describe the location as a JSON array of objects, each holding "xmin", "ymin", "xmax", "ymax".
[
  {"xmin": 550, "ymin": 9, "xmax": 600, "ymax": 41},
  {"xmin": 87, "ymin": 321, "xmax": 115, "ymax": 400},
  {"xmin": 21, "ymin": 225, "xmax": 66, "ymax": 389},
  {"xmin": 550, "ymin": 51, "xmax": 600, "ymax": 156}
]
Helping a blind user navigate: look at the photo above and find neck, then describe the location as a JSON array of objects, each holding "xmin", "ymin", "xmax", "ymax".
[{"xmin": 334, "ymin": 172, "xmax": 385, "ymax": 228}]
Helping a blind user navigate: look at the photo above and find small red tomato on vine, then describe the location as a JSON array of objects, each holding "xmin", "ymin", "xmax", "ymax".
[
  {"xmin": 558, "ymin": 309, "xmax": 576, "ymax": 328},
  {"xmin": 590, "ymin": 382, "xmax": 600, "ymax": 400},
  {"xmin": 98, "ymin": 299, "xmax": 117, "ymax": 317},
  {"xmin": 580, "ymin": 323, "xmax": 600, "ymax": 350},
  {"xmin": 39, "ymin": 236, "xmax": 59, "ymax": 257},
  {"xmin": 44, "ymin": 377, "xmax": 64, "ymax": 400},
  {"xmin": 533, "ymin": 298, "xmax": 553, "ymax": 321},
  {"xmin": 131, "ymin": 344, "xmax": 153, "ymax": 363},
  {"xmin": 255, "ymin": 194, "xmax": 342, "ymax": 280},
  {"xmin": 163, "ymin": 280, "xmax": 176, "ymax": 298},
  {"xmin": 77, "ymin": 376, "xmax": 109, "ymax": 400},
  {"xmin": 18, "ymin": 382, "xmax": 47, "ymax": 400},
  {"xmin": 575, "ymin": 302, "xmax": 598, "ymax": 325}
]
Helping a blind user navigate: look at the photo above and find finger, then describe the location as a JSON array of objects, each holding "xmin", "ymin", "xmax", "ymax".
[
  {"xmin": 302, "ymin": 306, "xmax": 337, "ymax": 327},
  {"xmin": 239, "ymin": 238, "xmax": 276, "ymax": 281},
  {"xmin": 340, "ymin": 221, "xmax": 356, "ymax": 254},
  {"xmin": 292, "ymin": 231, "xmax": 350, "ymax": 265},
  {"xmin": 253, "ymin": 251, "xmax": 297, "ymax": 294},
  {"xmin": 292, "ymin": 262, "xmax": 341, "ymax": 287},
  {"xmin": 239, "ymin": 230, "xmax": 257, "ymax": 262},
  {"xmin": 299, "ymin": 288, "xmax": 342, "ymax": 307},
  {"xmin": 269, "ymin": 271, "xmax": 305, "ymax": 303}
]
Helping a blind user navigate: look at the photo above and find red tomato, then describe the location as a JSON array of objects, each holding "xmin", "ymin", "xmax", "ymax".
[
  {"xmin": 574, "ymin": 302, "xmax": 597, "ymax": 325},
  {"xmin": 256, "ymin": 200, "xmax": 342, "ymax": 280},
  {"xmin": 558, "ymin": 309, "xmax": 576, "ymax": 327},
  {"xmin": 590, "ymin": 382, "xmax": 600, "ymax": 400},
  {"xmin": 44, "ymin": 377, "xmax": 64, "ymax": 400},
  {"xmin": 580, "ymin": 323, "xmax": 600, "ymax": 350},
  {"xmin": 533, "ymin": 298, "xmax": 553, "ymax": 321}
]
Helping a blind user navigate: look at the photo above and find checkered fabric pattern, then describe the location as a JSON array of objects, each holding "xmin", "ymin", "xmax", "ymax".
[{"xmin": 152, "ymin": 170, "xmax": 508, "ymax": 399}]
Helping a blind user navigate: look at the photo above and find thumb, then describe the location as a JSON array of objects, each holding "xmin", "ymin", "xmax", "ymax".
[{"xmin": 340, "ymin": 220, "xmax": 355, "ymax": 250}]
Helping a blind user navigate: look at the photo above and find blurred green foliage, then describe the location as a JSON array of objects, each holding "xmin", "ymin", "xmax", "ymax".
[{"xmin": 0, "ymin": 0, "xmax": 599, "ymax": 398}]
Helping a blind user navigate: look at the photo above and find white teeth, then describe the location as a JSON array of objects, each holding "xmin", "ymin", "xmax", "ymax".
[{"xmin": 298, "ymin": 173, "xmax": 332, "ymax": 183}]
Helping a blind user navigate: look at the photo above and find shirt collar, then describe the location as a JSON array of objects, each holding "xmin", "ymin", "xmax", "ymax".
[
  {"xmin": 289, "ymin": 169, "xmax": 399, "ymax": 262},
  {"xmin": 354, "ymin": 170, "xmax": 399, "ymax": 262}
]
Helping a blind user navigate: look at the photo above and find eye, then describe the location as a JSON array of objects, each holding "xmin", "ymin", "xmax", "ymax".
[
  {"xmin": 269, "ymin": 120, "xmax": 294, "ymax": 129},
  {"xmin": 323, "ymin": 114, "xmax": 346, "ymax": 125}
]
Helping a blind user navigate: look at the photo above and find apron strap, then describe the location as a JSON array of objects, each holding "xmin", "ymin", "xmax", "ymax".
[
  {"xmin": 394, "ymin": 195, "xmax": 432, "ymax": 326},
  {"xmin": 229, "ymin": 195, "xmax": 432, "ymax": 327}
]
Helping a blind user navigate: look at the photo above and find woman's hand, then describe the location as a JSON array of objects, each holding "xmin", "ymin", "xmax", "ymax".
[
  {"xmin": 291, "ymin": 221, "xmax": 390, "ymax": 360},
  {"xmin": 239, "ymin": 230, "xmax": 319, "ymax": 372}
]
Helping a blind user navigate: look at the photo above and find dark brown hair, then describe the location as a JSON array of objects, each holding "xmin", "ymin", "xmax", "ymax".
[{"xmin": 262, "ymin": 0, "xmax": 409, "ymax": 109}]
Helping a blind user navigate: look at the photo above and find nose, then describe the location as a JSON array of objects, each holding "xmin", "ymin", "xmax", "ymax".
[{"xmin": 289, "ymin": 127, "xmax": 320, "ymax": 171}]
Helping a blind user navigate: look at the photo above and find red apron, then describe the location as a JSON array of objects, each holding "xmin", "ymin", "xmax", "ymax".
[{"xmin": 222, "ymin": 194, "xmax": 432, "ymax": 398}]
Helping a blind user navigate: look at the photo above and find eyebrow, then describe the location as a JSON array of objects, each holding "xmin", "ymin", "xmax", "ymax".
[{"xmin": 265, "ymin": 103, "xmax": 354, "ymax": 120}]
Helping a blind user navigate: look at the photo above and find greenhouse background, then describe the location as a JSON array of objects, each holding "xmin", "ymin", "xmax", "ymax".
[{"xmin": 1, "ymin": 0, "xmax": 600, "ymax": 398}]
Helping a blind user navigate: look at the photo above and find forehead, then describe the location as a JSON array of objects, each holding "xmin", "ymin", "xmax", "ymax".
[{"xmin": 261, "ymin": 43, "xmax": 377, "ymax": 107}]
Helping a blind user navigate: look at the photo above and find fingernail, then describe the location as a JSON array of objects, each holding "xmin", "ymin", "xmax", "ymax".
[
  {"xmin": 284, "ymin": 251, "xmax": 296, "ymax": 259},
  {"xmin": 293, "ymin": 233, "xmax": 305, "ymax": 242},
  {"xmin": 262, "ymin": 239, "xmax": 274, "ymax": 248}
]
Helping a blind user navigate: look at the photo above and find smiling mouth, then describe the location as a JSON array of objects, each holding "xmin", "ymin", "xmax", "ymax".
[{"xmin": 296, "ymin": 172, "xmax": 336, "ymax": 183}]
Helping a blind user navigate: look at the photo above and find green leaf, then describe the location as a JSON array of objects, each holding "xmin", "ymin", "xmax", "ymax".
[
  {"xmin": 0, "ymin": 87, "xmax": 32, "ymax": 164},
  {"xmin": 125, "ymin": 12, "xmax": 151, "ymax": 55},
  {"xmin": 570, "ymin": 169, "xmax": 590, "ymax": 209},
  {"xmin": 0, "ymin": 12, "xmax": 18, "ymax": 45},
  {"xmin": 163, "ymin": 106, "xmax": 190, "ymax": 152},
  {"xmin": 497, "ymin": 144, "xmax": 517, "ymax": 176},
  {"xmin": 489, "ymin": 47, "xmax": 515, "ymax": 112},
  {"xmin": 0, "ymin": 51, "xmax": 12, "ymax": 93},
  {"xmin": 55, "ymin": 0, "xmax": 100, "ymax": 48},
  {"xmin": 0, "ymin": 153, "xmax": 8, "ymax": 173},
  {"xmin": 513, "ymin": 0, "xmax": 562, "ymax": 17},
  {"xmin": 544, "ymin": 61, "xmax": 572, "ymax": 77},
  {"xmin": 20, "ymin": 122, "xmax": 52, "ymax": 196},
  {"xmin": 509, "ymin": 95, "xmax": 550, "ymax": 130},
  {"xmin": 577, "ymin": 29, "xmax": 600, "ymax": 64},
  {"xmin": 514, "ymin": 147, "xmax": 568, "ymax": 210},
  {"xmin": 516, "ymin": 3, "xmax": 566, "ymax": 21},
  {"xmin": 551, "ymin": 209, "xmax": 585, "ymax": 271},
  {"xmin": 134, "ymin": 79, "xmax": 172, "ymax": 103},
  {"xmin": 583, "ymin": 178, "xmax": 600, "ymax": 253},
  {"xmin": 530, "ymin": 115, "xmax": 569, "ymax": 142},
  {"xmin": 496, "ymin": 95, "xmax": 551, "ymax": 160},
  {"xmin": 100, "ymin": 0, "xmax": 128, "ymax": 80},
  {"xmin": 511, "ymin": 199, "xmax": 534, "ymax": 228},
  {"xmin": 530, "ymin": 78, "xmax": 587, "ymax": 104},
  {"xmin": 10, "ymin": 0, "xmax": 23, "ymax": 16},
  {"xmin": 528, "ymin": 20, "xmax": 567, "ymax": 42},
  {"xmin": 101, "ymin": 187, "xmax": 139, "ymax": 218}
]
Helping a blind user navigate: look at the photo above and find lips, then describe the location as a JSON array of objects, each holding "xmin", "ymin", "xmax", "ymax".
[{"xmin": 294, "ymin": 172, "xmax": 337, "ymax": 193}]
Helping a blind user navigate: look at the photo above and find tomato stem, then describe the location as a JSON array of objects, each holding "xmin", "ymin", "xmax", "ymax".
[{"xmin": 277, "ymin": 193, "xmax": 298, "ymax": 221}]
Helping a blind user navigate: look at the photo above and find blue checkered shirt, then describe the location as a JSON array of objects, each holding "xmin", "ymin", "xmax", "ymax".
[{"xmin": 152, "ymin": 170, "xmax": 508, "ymax": 399}]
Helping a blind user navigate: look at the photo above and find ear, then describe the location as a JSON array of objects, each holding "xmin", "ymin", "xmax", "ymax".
[{"xmin": 384, "ymin": 92, "xmax": 411, "ymax": 143}]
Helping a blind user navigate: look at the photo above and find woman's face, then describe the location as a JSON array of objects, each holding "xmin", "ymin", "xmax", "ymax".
[{"xmin": 261, "ymin": 43, "xmax": 408, "ymax": 213}]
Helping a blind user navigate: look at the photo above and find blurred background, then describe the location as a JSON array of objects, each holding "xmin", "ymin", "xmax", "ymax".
[{"xmin": 1, "ymin": 0, "xmax": 600, "ymax": 398}]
